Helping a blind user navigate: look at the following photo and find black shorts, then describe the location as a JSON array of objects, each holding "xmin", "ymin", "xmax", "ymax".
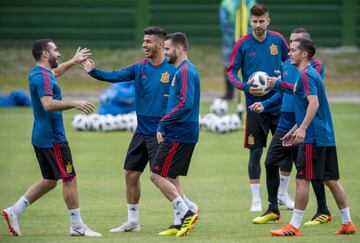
[
  {"xmin": 34, "ymin": 142, "xmax": 76, "ymax": 181},
  {"xmin": 264, "ymin": 131, "xmax": 297, "ymax": 172},
  {"xmin": 244, "ymin": 111, "xmax": 280, "ymax": 149},
  {"xmin": 151, "ymin": 141, "xmax": 196, "ymax": 179},
  {"xmin": 123, "ymin": 132, "xmax": 159, "ymax": 172},
  {"xmin": 296, "ymin": 144, "xmax": 340, "ymax": 181}
]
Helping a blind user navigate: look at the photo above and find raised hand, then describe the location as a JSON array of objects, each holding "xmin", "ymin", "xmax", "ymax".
[
  {"xmin": 81, "ymin": 59, "xmax": 96, "ymax": 73},
  {"xmin": 72, "ymin": 47, "xmax": 92, "ymax": 65}
]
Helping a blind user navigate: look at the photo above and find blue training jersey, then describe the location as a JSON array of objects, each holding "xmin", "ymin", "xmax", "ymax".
[
  {"xmin": 275, "ymin": 65, "xmax": 335, "ymax": 146},
  {"xmin": 262, "ymin": 57, "xmax": 324, "ymax": 133},
  {"xmin": 89, "ymin": 58, "xmax": 176, "ymax": 136},
  {"xmin": 158, "ymin": 60, "xmax": 200, "ymax": 144},
  {"xmin": 29, "ymin": 66, "xmax": 67, "ymax": 148},
  {"xmin": 226, "ymin": 30, "xmax": 289, "ymax": 110}
]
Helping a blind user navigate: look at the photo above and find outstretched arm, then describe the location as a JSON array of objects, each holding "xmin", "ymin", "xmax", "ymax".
[
  {"xmin": 53, "ymin": 47, "xmax": 91, "ymax": 77},
  {"xmin": 81, "ymin": 59, "xmax": 136, "ymax": 83}
]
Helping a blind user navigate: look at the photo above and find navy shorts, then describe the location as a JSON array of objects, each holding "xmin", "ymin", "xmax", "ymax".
[
  {"xmin": 264, "ymin": 130, "xmax": 297, "ymax": 172},
  {"xmin": 123, "ymin": 132, "xmax": 159, "ymax": 172},
  {"xmin": 34, "ymin": 142, "xmax": 76, "ymax": 181},
  {"xmin": 296, "ymin": 144, "xmax": 340, "ymax": 181},
  {"xmin": 244, "ymin": 111, "xmax": 280, "ymax": 149},
  {"xmin": 151, "ymin": 141, "xmax": 196, "ymax": 179}
]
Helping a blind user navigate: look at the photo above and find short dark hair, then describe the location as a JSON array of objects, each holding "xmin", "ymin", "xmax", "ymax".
[
  {"xmin": 165, "ymin": 32, "xmax": 189, "ymax": 50},
  {"xmin": 32, "ymin": 39, "xmax": 53, "ymax": 61},
  {"xmin": 294, "ymin": 38, "xmax": 316, "ymax": 60},
  {"xmin": 250, "ymin": 4, "xmax": 269, "ymax": 17},
  {"xmin": 291, "ymin": 28, "xmax": 311, "ymax": 39},
  {"xmin": 143, "ymin": 26, "xmax": 166, "ymax": 40}
]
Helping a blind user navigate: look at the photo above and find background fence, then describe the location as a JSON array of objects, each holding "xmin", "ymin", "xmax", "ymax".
[{"xmin": 0, "ymin": 0, "xmax": 358, "ymax": 47}]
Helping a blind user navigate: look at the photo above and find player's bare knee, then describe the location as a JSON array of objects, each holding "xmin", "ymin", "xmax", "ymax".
[
  {"xmin": 125, "ymin": 170, "xmax": 141, "ymax": 184},
  {"xmin": 324, "ymin": 179, "xmax": 337, "ymax": 189},
  {"xmin": 43, "ymin": 179, "xmax": 57, "ymax": 189},
  {"xmin": 149, "ymin": 172, "xmax": 160, "ymax": 184}
]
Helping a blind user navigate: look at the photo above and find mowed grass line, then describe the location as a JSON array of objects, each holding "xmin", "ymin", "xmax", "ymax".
[{"xmin": 0, "ymin": 103, "xmax": 359, "ymax": 242}]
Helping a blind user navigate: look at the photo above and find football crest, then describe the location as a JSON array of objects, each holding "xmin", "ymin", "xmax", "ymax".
[
  {"xmin": 160, "ymin": 72, "xmax": 170, "ymax": 83},
  {"xmin": 270, "ymin": 44, "xmax": 278, "ymax": 55}
]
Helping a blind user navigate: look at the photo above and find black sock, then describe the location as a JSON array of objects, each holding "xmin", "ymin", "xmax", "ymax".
[
  {"xmin": 311, "ymin": 179, "xmax": 330, "ymax": 215},
  {"xmin": 266, "ymin": 163, "xmax": 279, "ymax": 208}
]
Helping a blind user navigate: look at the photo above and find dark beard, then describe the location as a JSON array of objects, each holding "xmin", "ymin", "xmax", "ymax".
[
  {"xmin": 49, "ymin": 55, "xmax": 58, "ymax": 68},
  {"xmin": 168, "ymin": 54, "xmax": 177, "ymax": 64}
]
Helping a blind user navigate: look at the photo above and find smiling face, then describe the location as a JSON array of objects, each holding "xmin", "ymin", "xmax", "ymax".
[
  {"xmin": 250, "ymin": 14, "xmax": 270, "ymax": 37},
  {"xmin": 45, "ymin": 42, "xmax": 60, "ymax": 68},
  {"xmin": 142, "ymin": 34, "xmax": 162, "ymax": 59},
  {"xmin": 163, "ymin": 39, "xmax": 177, "ymax": 64}
]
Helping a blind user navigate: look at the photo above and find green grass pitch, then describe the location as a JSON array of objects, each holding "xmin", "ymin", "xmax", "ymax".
[{"xmin": 0, "ymin": 103, "xmax": 359, "ymax": 242}]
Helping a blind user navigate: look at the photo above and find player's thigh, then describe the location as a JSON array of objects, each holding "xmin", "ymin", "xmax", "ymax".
[
  {"xmin": 265, "ymin": 131, "xmax": 292, "ymax": 169},
  {"xmin": 33, "ymin": 146, "xmax": 59, "ymax": 180},
  {"xmin": 244, "ymin": 112, "xmax": 267, "ymax": 149},
  {"xmin": 323, "ymin": 146, "xmax": 340, "ymax": 181},
  {"xmin": 144, "ymin": 135, "xmax": 160, "ymax": 169},
  {"xmin": 124, "ymin": 133, "xmax": 149, "ymax": 172}
]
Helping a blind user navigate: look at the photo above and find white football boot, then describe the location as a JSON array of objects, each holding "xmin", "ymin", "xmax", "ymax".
[
  {"xmin": 70, "ymin": 223, "xmax": 102, "ymax": 237},
  {"xmin": 2, "ymin": 208, "xmax": 21, "ymax": 236},
  {"xmin": 109, "ymin": 221, "xmax": 141, "ymax": 233}
]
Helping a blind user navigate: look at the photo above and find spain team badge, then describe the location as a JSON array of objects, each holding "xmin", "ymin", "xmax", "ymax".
[
  {"xmin": 160, "ymin": 72, "xmax": 170, "ymax": 83},
  {"xmin": 66, "ymin": 163, "xmax": 73, "ymax": 174},
  {"xmin": 270, "ymin": 44, "xmax": 278, "ymax": 55},
  {"xmin": 248, "ymin": 134, "xmax": 255, "ymax": 145}
]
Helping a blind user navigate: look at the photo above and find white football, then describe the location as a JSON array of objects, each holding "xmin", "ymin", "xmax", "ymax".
[
  {"xmin": 211, "ymin": 116, "xmax": 229, "ymax": 134},
  {"xmin": 72, "ymin": 114, "xmax": 90, "ymax": 131},
  {"xmin": 210, "ymin": 98, "xmax": 228, "ymax": 116},
  {"xmin": 115, "ymin": 114, "xmax": 128, "ymax": 130},
  {"xmin": 229, "ymin": 114, "xmax": 241, "ymax": 131},
  {"xmin": 201, "ymin": 113, "xmax": 217, "ymax": 130},
  {"xmin": 101, "ymin": 115, "xmax": 118, "ymax": 132},
  {"xmin": 125, "ymin": 113, "xmax": 137, "ymax": 132},
  {"xmin": 90, "ymin": 114, "xmax": 104, "ymax": 131},
  {"xmin": 248, "ymin": 71, "xmax": 271, "ymax": 96}
]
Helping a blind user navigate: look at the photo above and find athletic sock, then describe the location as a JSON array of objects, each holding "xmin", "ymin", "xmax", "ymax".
[
  {"xmin": 340, "ymin": 207, "xmax": 351, "ymax": 224},
  {"xmin": 127, "ymin": 204, "xmax": 139, "ymax": 223},
  {"xmin": 11, "ymin": 196, "xmax": 30, "ymax": 216},
  {"xmin": 182, "ymin": 195, "xmax": 196, "ymax": 211},
  {"xmin": 311, "ymin": 179, "xmax": 329, "ymax": 214},
  {"xmin": 68, "ymin": 208, "xmax": 83, "ymax": 226},
  {"xmin": 290, "ymin": 209, "xmax": 305, "ymax": 229},
  {"xmin": 278, "ymin": 174, "xmax": 290, "ymax": 200},
  {"xmin": 173, "ymin": 209, "xmax": 182, "ymax": 225},
  {"xmin": 171, "ymin": 196, "xmax": 189, "ymax": 219},
  {"xmin": 250, "ymin": 184, "xmax": 261, "ymax": 202}
]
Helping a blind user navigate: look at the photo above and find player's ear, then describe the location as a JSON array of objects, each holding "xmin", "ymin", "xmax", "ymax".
[
  {"xmin": 266, "ymin": 16, "xmax": 270, "ymax": 25},
  {"xmin": 158, "ymin": 40, "xmax": 164, "ymax": 49},
  {"xmin": 42, "ymin": 50, "xmax": 49, "ymax": 59},
  {"xmin": 176, "ymin": 45, "xmax": 183, "ymax": 53}
]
